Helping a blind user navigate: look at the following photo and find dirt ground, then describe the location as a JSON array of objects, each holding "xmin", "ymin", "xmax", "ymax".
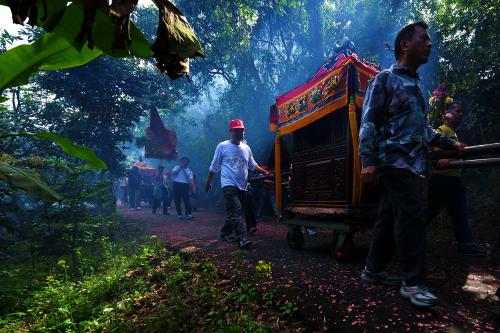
[{"xmin": 120, "ymin": 206, "xmax": 499, "ymax": 333}]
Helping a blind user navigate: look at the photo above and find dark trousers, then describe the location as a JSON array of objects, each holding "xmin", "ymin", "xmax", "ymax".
[
  {"xmin": 366, "ymin": 169, "xmax": 427, "ymax": 286},
  {"xmin": 152, "ymin": 187, "xmax": 169, "ymax": 215},
  {"xmin": 129, "ymin": 187, "xmax": 140, "ymax": 208},
  {"xmin": 173, "ymin": 182, "xmax": 191, "ymax": 216},
  {"xmin": 257, "ymin": 187, "xmax": 280, "ymax": 218},
  {"xmin": 245, "ymin": 190, "xmax": 257, "ymax": 231},
  {"xmin": 427, "ymin": 175, "xmax": 473, "ymax": 245},
  {"xmin": 221, "ymin": 186, "xmax": 247, "ymax": 239}
]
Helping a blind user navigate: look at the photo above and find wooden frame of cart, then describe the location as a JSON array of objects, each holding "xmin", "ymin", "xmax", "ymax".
[{"xmin": 269, "ymin": 49, "xmax": 380, "ymax": 259}]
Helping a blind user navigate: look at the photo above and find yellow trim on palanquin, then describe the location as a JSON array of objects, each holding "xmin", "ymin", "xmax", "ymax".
[{"xmin": 277, "ymin": 94, "xmax": 348, "ymax": 135}]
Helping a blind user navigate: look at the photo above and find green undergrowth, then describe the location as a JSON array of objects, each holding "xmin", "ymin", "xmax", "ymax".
[{"xmin": 0, "ymin": 223, "xmax": 296, "ymax": 332}]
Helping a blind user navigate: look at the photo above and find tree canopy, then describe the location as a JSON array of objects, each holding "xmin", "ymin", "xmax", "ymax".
[{"xmin": 1, "ymin": 0, "xmax": 498, "ymax": 202}]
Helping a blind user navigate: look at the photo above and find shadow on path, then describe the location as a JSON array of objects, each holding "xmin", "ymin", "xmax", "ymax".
[{"xmin": 121, "ymin": 206, "xmax": 499, "ymax": 333}]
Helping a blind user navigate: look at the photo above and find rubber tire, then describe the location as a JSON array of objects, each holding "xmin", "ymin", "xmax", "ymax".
[{"xmin": 287, "ymin": 226, "xmax": 304, "ymax": 250}]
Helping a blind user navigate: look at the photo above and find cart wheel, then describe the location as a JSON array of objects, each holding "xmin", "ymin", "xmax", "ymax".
[
  {"xmin": 330, "ymin": 231, "xmax": 355, "ymax": 262},
  {"xmin": 287, "ymin": 226, "xmax": 304, "ymax": 250}
]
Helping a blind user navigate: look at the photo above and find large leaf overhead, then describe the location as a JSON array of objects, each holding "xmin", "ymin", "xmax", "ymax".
[
  {"xmin": 109, "ymin": 0, "xmax": 139, "ymax": 51},
  {"xmin": 151, "ymin": 0, "xmax": 204, "ymax": 79},
  {"xmin": 0, "ymin": 32, "xmax": 102, "ymax": 90},
  {"xmin": 0, "ymin": 0, "xmax": 204, "ymax": 89},
  {"xmin": 55, "ymin": 1, "xmax": 152, "ymax": 58},
  {"xmin": 0, "ymin": 0, "xmax": 68, "ymax": 29},
  {"xmin": 0, "ymin": 162, "xmax": 62, "ymax": 202},
  {"xmin": 0, "ymin": 132, "xmax": 107, "ymax": 170}
]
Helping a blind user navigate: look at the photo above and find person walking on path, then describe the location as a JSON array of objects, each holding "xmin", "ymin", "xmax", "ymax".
[
  {"xmin": 171, "ymin": 157, "xmax": 195, "ymax": 220},
  {"xmin": 358, "ymin": 21, "xmax": 465, "ymax": 307},
  {"xmin": 256, "ymin": 165, "xmax": 283, "ymax": 222},
  {"xmin": 152, "ymin": 165, "xmax": 170, "ymax": 216},
  {"xmin": 128, "ymin": 166, "xmax": 143, "ymax": 210},
  {"xmin": 118, "ymin": 173, "xmax": 128, "ymax": 206},
  {"xmin": 164, "ymin": 169, "xmax": 174, "ymax": 209},
  {"xmin": 427, "ymin": 102, "xmax": 486, "ymax": 257},
  {"xmin": 245, "ymin": 180, "xmax": 258, "ymax": 235},
  {"xmin": 190, "ymin": 172, "xmax": 200, "ymax": 212},
  {"xmin": 205, "ymin": 119, "xmax": 270, "ymax": 249}
]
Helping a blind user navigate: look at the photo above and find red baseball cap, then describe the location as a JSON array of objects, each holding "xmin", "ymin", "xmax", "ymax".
[{"xmin": 229, "ymin": 119, "xmax": 245, "ymax": 130}]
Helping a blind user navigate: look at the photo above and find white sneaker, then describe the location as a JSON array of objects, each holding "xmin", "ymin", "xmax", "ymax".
[
  {"xmin": 306, "ymin": 227, "xmax": 316, "ymax": 236},
  {"xmin": 400, "ymin": 283, "xmax": 439, "ymax": 307},
  {"xmin": 239, "ymin": 238, "xmax": 252, "ymax": 248}
]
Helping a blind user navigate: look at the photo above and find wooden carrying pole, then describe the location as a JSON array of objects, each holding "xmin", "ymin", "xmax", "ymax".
[
  {"xmin": 248, "ymin": 172, "xmax": 291, "ymax": 183},
  {"xmin": 435, "ymin": 158, "xmax": 500, "ymax": 169},
  {"xmin": 430, "ymin": 142, "xmax": 500, "ymax": 160},
  {"xmin": 274, "ymin": 134, "xmax": 282, "ymax": 212}
]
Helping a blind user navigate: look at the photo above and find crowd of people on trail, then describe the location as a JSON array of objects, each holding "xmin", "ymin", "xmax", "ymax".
[
  {"xmin": 116, "ymin": 158, "xmax": 200, "ymax": 220},
  {"xmin": 112, "ymin": 21, "xmax": 497, "ymax": 310},
  {"xmin": 115, "ymin": 141, "xmax": 282, "ymax": 229}
]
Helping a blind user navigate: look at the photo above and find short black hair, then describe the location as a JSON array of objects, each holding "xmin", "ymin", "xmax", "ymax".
[
  {"xmin": 181, "ymin": 156, "xmax": 189, "ymax": 162},
  {"xmin": 394, "ymin": 21, "xmax": 429, "ymax": 60}
]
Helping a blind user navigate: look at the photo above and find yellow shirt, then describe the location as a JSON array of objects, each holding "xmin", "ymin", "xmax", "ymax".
[{"xmin": 433, "ymin": 124, "xmax": 461, "ymax": 177}]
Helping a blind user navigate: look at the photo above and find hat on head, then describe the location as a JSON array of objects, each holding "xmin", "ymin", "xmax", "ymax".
[{"xmin": 229, "ymin": 119, "xmax": 245, "ymax": 130}]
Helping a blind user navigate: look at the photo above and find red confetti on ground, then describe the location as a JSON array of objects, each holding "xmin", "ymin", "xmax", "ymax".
[{"xmin": 121, "ymin": 206, "xmax": 500, "ymax": 332}]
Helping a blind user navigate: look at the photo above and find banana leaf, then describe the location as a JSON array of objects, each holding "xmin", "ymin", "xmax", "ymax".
[
  {"xmin": 0, "ymin": 132, "xmax": 107, "ymax": 171},
  {"xmin": 0, "ymin": 32, "xmax": 102, "ymax": 90},
  {"xmin": 0, "ymin": 0, "xmax": 68, "ymax": 30},
  {"xmin": 0, "ymin": 162, "xmax": 62, "ymax": 202},
  {"xmin": 36, "ymin": 0, "xmax": 69, "ymax": 31},
  {"xmin": 53, "ymin": 1, "xmax": 152, "ymax": 58},
  {"xmin": 0, "ymin": 0, "xmax": 67, "ymax": 27},
  {"xmin": 0, "ymin": 1, "xmax": 151, "ymax": 58},
  {"xmin": 151, "ymin": 0, "xmax": 204, "ymax": 79},
  {"xmin": 152, "ymin": 0, "xmax": 204, "ymax": 58}
]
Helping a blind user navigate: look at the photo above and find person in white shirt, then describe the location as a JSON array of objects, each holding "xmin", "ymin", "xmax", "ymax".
[
  {"xmin": 171, "ymin": 157, "xmax": 195, "ymax": 220},
  {"xmin": 205, "ymin": 119, "xmax": 270, "ymax": 248},
  {"xmin": 118, "ymin": 174, "xmax": 128, "ymax": 206}
]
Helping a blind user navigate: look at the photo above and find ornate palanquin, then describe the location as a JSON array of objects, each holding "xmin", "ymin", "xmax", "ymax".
[{"xmin": 270, "ymin": 50, "xmax": 379, "ymax": 218}]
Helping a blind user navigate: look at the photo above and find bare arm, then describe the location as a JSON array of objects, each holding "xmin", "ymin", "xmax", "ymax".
[
  {"xmin": 254, "ymin": 165, "xmax": 270, "ymax": 175},
  {"xmin": 205, "ymin": 171, "xmax": 215, "ymax": 192}
]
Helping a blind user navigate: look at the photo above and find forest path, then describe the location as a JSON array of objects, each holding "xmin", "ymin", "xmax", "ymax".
[{"xmin": 120, "ymin": 206, "xmax": 499, "ymax": 333}]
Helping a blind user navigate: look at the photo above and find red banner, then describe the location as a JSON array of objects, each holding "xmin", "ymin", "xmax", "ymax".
[{"xmin": 144, "ymin": 108, "xmax": 178, "ymax": 160}]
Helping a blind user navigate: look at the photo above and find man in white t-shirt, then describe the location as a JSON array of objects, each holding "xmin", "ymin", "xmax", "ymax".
[
  {"xmin": 171, "ymin": 156, "xmax": 195, "ymax": 220},
  {"xmin": 205, "ymin": 119, "xmax": 270, "ymax": 248}
]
